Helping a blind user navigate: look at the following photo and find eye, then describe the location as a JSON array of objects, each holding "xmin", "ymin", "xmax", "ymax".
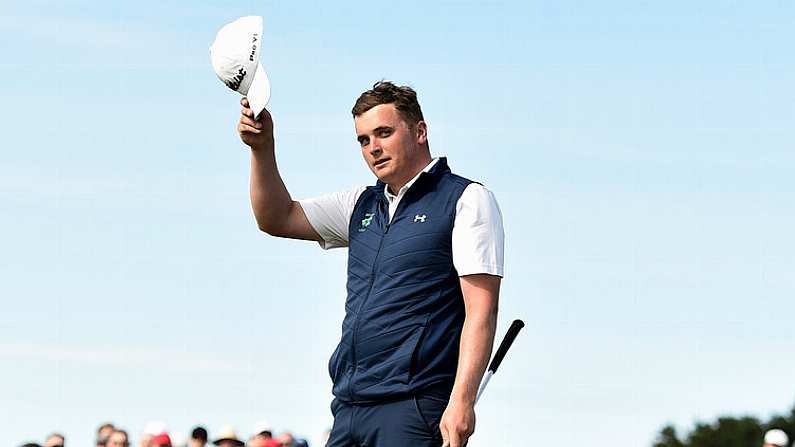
[
  {"xmin": 358, "ymin": 136, "xmax": 370, "ymax": 147},
  {"xmin": 378, "ymin": 129, "xmax": 393, "ymax": 138}
]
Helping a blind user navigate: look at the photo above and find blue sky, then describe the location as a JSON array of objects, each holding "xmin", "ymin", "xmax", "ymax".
[{"xmin": 1, "ymin": 1, "xmax": 794, "ymax": 446}]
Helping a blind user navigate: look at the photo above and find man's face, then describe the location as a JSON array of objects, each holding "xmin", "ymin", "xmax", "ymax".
[
  {"xmin": 354, "ymin": 103, "xmax": 427, "ymax": 189},
  {"xmin": 107, "ymin": 432, "xmax": 128, "ymax": 447},
  {"xmin": 139, "ymin": 434, "xmax": 152, "ymax": 447},
  {"xmin": 276, "ymin": 433, "xmax": 294, "ymax": 447},
  {"xmin": 99, "ymin": 427, "xmax": 115, "ymax": 442}
]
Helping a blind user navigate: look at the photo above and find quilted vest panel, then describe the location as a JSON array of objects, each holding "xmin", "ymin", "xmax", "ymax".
[{"xmin": 328, "ymin": 157, "xmax": 473, "ymax": 403}]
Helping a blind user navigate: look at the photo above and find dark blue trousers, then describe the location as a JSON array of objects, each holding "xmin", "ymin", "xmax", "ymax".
[{"xmin": 326, "ymin": 395, "xmax": 447, "ymax": 447}]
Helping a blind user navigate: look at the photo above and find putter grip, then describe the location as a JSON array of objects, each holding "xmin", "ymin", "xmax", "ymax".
[{"xmin": 487, "ymin": 319, "xmax": 524, "ymax": 373}]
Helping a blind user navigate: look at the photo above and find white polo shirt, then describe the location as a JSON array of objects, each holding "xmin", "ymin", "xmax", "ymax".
[{"xmin": 298, "ymin": 158, "xmax": 505, "ymax": 277}]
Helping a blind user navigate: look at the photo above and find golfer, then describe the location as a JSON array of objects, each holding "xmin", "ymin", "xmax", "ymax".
[{"xmin": 237, "ymin": 81, "xmax": 504, "ymax": 447}]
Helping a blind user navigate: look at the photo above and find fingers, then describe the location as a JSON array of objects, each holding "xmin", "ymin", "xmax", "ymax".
[
  {"xmin": 240, "ymin": 109, "xmax": 262, "ymax": 129},
  {"xmin": 237, "ymin": 98, "xmax": 273, "ymax": 145},
  {"xmin": 241, "ymin": 105, "xmax": 255, "ymax": 119},
  {"xmin": 238, "ymin": 122, "xmax": 260, "ymax": 135},
  {"xmin": 448, "ymin": 431, "xmax": 462, "ymax": 447},
  {"xmin": 239, "ymin": 97, "xmax": 259, "ymax": 123},
  {"xmin": 440, "ymin": 423, "xmax": 469, "ymax": 447}
]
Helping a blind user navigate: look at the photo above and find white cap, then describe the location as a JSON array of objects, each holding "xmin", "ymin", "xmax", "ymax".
[
  {"xmin": 170, "ymin": 431, "xmax": 187, "ymax": 447},
  {"xmin": 765, "ymin": 429, "xmax": 789, "ymax": 446},
  {"xmin": 252, "ymin": 420, "xmax": 273, "ymax": 435},
  {"xmin": 143, "ymin": 421, "xmax": 167, "ymax": 436},
  {"xmin": 210, "ymin": 16, "xmax": 271, "ymax": 118}
]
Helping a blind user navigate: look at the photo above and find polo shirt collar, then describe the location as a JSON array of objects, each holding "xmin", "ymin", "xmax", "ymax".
[{"xmin": 384, "ymin": 158, "xmax": 440, "ymax": 202}]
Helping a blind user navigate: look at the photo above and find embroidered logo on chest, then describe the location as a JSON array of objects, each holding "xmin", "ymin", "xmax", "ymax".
[
  {"xmin": 358, "ymin": 213, "xmax": 375, "ymax": 232},
  {"xmin": 414, "ymin": 214, "xmax": 427, "ymax": 223}
]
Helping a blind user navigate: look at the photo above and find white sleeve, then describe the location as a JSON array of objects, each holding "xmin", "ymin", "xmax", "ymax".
[
  {"xmin": 298, "ymin": 186, "xmax": 367, "ymax": 249},
  {"xmin": 452, "ymin": 183, "xmax": 505, "ymax": 277}
]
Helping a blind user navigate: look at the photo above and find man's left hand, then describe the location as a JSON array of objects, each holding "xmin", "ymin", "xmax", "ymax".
[{"xmin": 439, "ymin": 398, "xmax": 475, "ymax": 447}]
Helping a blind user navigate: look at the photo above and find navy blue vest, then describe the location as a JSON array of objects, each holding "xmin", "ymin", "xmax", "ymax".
[{"xmin": 328, "ymin": 157, "xmax": 474, "ymax": 403}]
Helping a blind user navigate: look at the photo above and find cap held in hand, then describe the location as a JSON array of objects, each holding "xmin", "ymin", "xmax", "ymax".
[{"xmin": 210, "ymin": 16, "xmax": 271, "ymax": 118}]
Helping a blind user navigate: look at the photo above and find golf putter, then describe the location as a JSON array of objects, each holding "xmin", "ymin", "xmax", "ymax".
[{"xmin": 475, "ymin": 319, "xmax": 525, "ymax": 404}]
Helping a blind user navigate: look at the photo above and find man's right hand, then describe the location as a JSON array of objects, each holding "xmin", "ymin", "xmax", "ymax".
[{"xmin": 238, "ymin": 97, "xmax": 274, "ymax": 151}]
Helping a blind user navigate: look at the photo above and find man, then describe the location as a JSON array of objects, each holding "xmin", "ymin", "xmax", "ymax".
[
  {"xmin": 97, "ymin": 423, "xmax": 115, "ymax": 447},
  {"xmin": 141, "ymin": 421, "xmax": 167, "ymax": 447},
  {"xmin": 274, "ymin": 433, "xmax": 294, "ymax": 447},
  {"xmin": 248, "ymin": 423, "xmax": 276, "ymax": 447},
  {"xmin": 151, "ymin": 434, "xmax": 172, "ymax": 447},
  {"xmin": 247, "ymin": 435, "xmax": 278, "ymax": 447},
  {"xmin": 212, "ymin": 427, "xmax": 244, "ymax": 447},
  {"xmin": 763, "ymin": 429, "xmax": 789, "ymax": 447},
  {"xmin": 43, "ymin": 433, "xmax": 65, "ymax": 447},
  {"xmin": 189, "ymin": 427, "xmax": 208, "ymax": 447},
  {"xmin": 237, "ymin": 81, "xmax": 503, "ymax": 447},
  {"xmin": 107, "ymin": 430, "xmax": 130, "ymax": 447}
]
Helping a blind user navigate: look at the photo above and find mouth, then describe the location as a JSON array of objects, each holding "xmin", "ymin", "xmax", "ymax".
[{"xmin": 373, "ymin": 158, "xmax": 390, "ymax": 169}]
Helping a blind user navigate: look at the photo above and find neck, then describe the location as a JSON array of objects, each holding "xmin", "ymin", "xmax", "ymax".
[{"xmin": 386, "ymin": 154, "xmax": 433, "ymax": 194}]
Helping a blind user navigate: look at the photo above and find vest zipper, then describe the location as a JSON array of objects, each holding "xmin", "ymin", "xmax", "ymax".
[{"xmin": 348, "ymin": 202, "xmax": 391, "ymax": 401}]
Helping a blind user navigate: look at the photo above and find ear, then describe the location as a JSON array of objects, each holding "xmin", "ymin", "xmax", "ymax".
[{"xmin": 415, "ymin": 121, "xmax": 428, "ymax": 145}]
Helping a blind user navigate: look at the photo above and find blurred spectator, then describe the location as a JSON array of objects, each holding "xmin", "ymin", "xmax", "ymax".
[
  {"xmin": 211, "ymin": 426, "xmax": 244, "ymax": 447},
  {"xmin": 275, "ymin": 433, "xmax": 294, "ymax": 447},
  {"xmin": 19, "ymin": 443, "xmax": 42, "ymax": 447},
  {"xmin": 44, "ymin": 433, "xmax": 65, "ymax": 447},
  {"xmin": 248, "ymin": 435, "xmax": 278, "ymax": 447},
  {"xmin": 151, "ymin": 433, "xmax": 172, "ymax": 447},
  {"xmin": 189, "ymin": 427, "xmax": 208, "ymax": 447},
  {"xmin": 248, "ymin": 421, "xmax": 276, "ymax": 447},
  {"xmin": 97, "ymin": 423, "xmax": 115, "ymax": 447},
  {"xmin": 170, "ymin": 432, "xmax": 187, "ymax": 447},
  {"xmin": 763, "ymin": 429, "xmax": 789, "ymax": 447},
  {"xmin": 107, "ymin": 430, "xmax": 130, "ymax": 447},
  {"xmin": 252, "ymin": 421, "xmax": 272, "ymax": 440},
  {"xmin": 276, "ymin": 433, "xmax": 307, "ymax": 447},
  {"xmin": 141, "ymin": 422, "xmax": 167, "ymax": 447}
]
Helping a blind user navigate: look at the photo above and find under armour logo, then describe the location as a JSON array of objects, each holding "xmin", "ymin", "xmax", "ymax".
[{"xmin": 414, "ymin": 214, "xmax": 427, "ymax": 223}]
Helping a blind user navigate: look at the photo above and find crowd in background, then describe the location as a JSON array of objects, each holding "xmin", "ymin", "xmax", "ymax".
[
  {"xmin": 18, "ymin": 420, "xmax": 794, "ymax": 446},
  {"xmin": 18, "ymin": 421, "xmax": 321, "ymax": 447}
]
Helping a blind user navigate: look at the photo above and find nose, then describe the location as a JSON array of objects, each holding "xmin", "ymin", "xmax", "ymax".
[{"xmin": 369, "ymin": 138, "xmax": 382, "ymax": 157}]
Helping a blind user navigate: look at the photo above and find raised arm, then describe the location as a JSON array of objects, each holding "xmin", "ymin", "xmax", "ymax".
[
  {"xmin": 440, "ymin": 273, "xmax": 500, "ymax": 447},
  {"xmin": 238, "ymin": 97, "xmax": 321, "ymax": 241}
]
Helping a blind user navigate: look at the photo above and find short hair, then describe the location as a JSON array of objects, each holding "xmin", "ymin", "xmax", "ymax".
[
  {"xmin": 46, "ymin": 433, "xmax": 65, "ymax": 442},
  {"xmin": 98, "ymin": 423, "xmax": 115, "ymax": 433},
  {"xmin": 112, "ymin": 430, "xmax": 129, "ymax": 445},
  {"xmin": 352, "ymin": 81, "xmax": 425, "ymax": 126},
  {"xmin": 191, "ymin": 427, "xmax": 208, "ymax": 442}
]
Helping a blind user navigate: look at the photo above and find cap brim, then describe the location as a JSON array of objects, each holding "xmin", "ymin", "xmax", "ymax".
[
  {"xmin": 212, "ymin": 439, "xmax": 244, "ymax": 447},
  {"xmin": 246, "ymin": 63, "xmax": 270, "ymax": 119}
]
